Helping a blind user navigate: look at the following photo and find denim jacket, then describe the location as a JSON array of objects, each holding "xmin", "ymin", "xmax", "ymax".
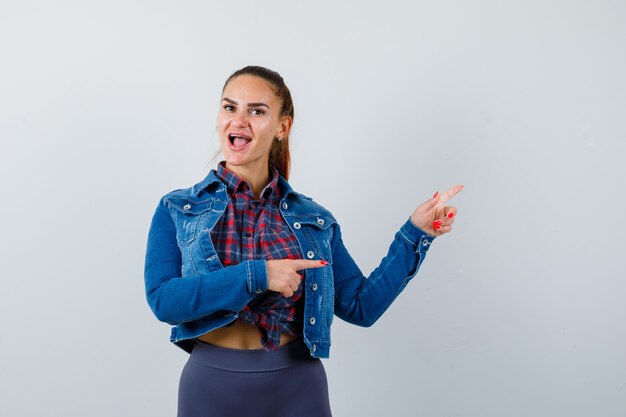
[{"xmin": 144, "ymin": 169, "xmax": 437, "ymax": 358}]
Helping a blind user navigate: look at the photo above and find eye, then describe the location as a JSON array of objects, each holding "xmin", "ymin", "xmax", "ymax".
[
  {"xmin": 250, "ymin": 108, "xmax": 265, "ymax": 116},
  {"xmin": 222, "ymin": 105, "xmax": 235, "ymax": 112}
]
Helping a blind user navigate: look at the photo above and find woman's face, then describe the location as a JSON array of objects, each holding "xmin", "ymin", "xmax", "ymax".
[{"xmin": 217, "ymin": 75, "xmax": 291, "ymax": 172}]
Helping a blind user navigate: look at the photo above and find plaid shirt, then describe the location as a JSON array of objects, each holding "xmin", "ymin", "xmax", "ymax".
[{"xmin": 210, "ymin": 160, "xmax": 304, "ymax": 351}]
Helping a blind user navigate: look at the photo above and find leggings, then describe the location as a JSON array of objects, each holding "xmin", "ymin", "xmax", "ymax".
[{"xmin": 177, "ymin": 337, "xmax": 333, "ymax": 417}]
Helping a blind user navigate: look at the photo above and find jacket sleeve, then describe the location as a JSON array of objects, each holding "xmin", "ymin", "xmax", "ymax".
[
  {"xmin": 330, "ymin": 217, "xmax": 436, "ymax": 327},
  {"xmin": 143, "ymin": 197, "xmax": 268, "ymax": 325}
]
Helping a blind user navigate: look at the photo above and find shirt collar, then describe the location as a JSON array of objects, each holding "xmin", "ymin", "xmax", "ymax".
[
  {"xmin": 215, "ymin": 160, "xmax": 280, "ymax": 202},
  {"xmin": 191, "ymin": 161, "xmax": 296, "ymax": 200}
]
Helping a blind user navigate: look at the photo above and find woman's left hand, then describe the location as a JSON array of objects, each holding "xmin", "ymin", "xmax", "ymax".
[{"xmin": 410, "ymin": 185, "xmax": 464, "ymax": 237}]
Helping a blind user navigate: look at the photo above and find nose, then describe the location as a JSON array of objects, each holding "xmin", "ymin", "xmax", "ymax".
[{"xmin": 233, "ymin": 111, "xmax": 249, "ymax": 127}]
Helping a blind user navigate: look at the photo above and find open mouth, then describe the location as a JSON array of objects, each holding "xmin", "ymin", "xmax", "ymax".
[{"xmin": 228, "ymin": 133, "xmax": 253, "ymax": 151}]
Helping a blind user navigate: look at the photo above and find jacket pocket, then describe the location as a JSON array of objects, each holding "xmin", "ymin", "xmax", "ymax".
[
  {"xmin": 295, "ymin": 215, "xmax": 336, "ymax": 259},
  {"xmin": 164, "ymin": 196, "xmax": 213, "ymax": 246},
  {"xmin": 294, "ymin": 214, "xmax": 335, "ymax": 230}
]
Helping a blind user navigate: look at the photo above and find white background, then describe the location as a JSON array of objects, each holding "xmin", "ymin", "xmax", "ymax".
[{"xmin": 1, "ymin": 1, "xmax": 625, "ymax": 416}]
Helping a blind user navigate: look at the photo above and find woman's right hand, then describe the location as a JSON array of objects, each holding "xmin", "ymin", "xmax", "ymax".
[{"xmin": 266, "ymin": 259, "xmax": 327, "ymax": 297}]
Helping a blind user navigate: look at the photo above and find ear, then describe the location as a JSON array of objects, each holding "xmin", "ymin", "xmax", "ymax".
[{"xmin": 276, "ymin": 115, "xmax": 293, "ymax": 139}]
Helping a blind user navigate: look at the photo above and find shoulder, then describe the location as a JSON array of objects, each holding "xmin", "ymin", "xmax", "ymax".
[
  {"xmin": 277, "ymin": 175, "xmax": 337, "ymax": 221},
  {"xmin": 285, "ymin": 189, "xmax": 338, "ymax": 225},
  {"xmin": 162, "ymin": 186, "xmax": 194, "ymax": 201},
  {"xmin": 160, "ymin": 186, "xmax": 217, "ymax": 214}
]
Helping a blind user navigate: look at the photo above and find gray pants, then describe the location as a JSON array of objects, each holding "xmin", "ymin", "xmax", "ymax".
[{"xmin": 177, "ymin": 338, "xmax": 333, "ymax": 417}]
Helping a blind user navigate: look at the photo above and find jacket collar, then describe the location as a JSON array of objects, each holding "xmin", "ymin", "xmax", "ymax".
[{"xmin": 191, "ymin": 164, "xmax": 298, "ymax": 200}]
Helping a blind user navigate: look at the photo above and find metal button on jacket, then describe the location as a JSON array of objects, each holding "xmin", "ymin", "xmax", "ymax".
[
  {"xmin": 183, "ymin": 204, "xmax": 191, "ymax": 210},
  {"xmin": 317, "ymin": 218, "xmax": 325, "ymax": 225},
  {"xmin": 309, "ymin": 317, "xmax": 316, "ymax": 325},
  {"xmin": 293, "ymin": 222, "xmax": 301, "ymax": 229},
  {"xmin": 307, "ymin": 250, "xmax": 315, "ymax": 259},
  {"xmin": 282, "ymin": 202, "xmax": 288, "ymax": 209},
  {"xmin": 311, "ymin": 283, "xmax": 318, "ymax": 291},
  {"xmin": 422, "ymin": 239, "xmax": 430, "ymax": 246}
]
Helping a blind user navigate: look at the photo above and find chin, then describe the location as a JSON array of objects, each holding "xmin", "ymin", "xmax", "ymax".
[{"xmin": 224, "ymin": 154, "xmax": 250, "ymax": 166}]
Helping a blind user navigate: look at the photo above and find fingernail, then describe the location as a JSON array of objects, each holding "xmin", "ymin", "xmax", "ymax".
[
  {"xmin": 433, "ymin": 191, "xmax": 439, "ymax": 199},
  {"xmin": 448, "ymin": 212, "xmax": 454, "ymax": 218},
  {"xmin": 434, "ymin": 224, "xmax": 441, "ymax": 230},
  {"xmin": 320, "ymin": 260, "xmax": 328, "ymax": 265}
]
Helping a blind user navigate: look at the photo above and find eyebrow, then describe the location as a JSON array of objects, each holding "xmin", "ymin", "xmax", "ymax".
[{"xmin": 222, "ymin": 97, "xmax": 270, "ymax": 109}]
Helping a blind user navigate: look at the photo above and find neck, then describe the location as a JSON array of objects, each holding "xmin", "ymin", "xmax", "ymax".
[{"xmin": 225, "ymin": 160, "xmax": 270, "ymax": 200}]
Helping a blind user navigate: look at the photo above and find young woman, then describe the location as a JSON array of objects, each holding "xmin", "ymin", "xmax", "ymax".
[{"xmin": 144, "ymin": 65, "xmax": 463, "ymax": 417}]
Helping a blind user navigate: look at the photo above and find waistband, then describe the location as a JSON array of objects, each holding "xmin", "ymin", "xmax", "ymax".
[{"xmin": 189, "ymin": 337, "xmax": 313, "ymax": 372}]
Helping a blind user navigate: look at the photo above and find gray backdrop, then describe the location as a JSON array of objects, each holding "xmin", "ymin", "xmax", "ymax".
[{"xmin": 1, "ymin": 1, "xmax": 625, "ymax": 416}]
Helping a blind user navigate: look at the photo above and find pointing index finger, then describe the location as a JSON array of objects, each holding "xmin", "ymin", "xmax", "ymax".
[
  {"xmin": 294, "ymin": 259, "xmax": 329, "ymax": 270},
  {"xmin": 439, "ymin": 184, "xmax": 464, "ymax": 204}
]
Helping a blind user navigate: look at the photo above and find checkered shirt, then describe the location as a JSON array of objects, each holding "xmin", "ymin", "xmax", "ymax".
[{"xmin": 210, "ymin": 160, "xmax": 304, "ymax": 351}]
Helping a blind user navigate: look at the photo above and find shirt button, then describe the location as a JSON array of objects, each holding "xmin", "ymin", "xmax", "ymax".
[
  {"xmin": 306, "ymin": 250, "xmax": 315, "ymax": 259},
  {"xmin": 282, "ymin": 202, "xmax": 288, "ymax": 209},
  {"xmin": 309, "ymin": 317, "xmax": 316, "ymax": 325},
  {"xmin": 311, "ymin": 283, "xmax": 318, "ymax": 291},
  {"xmin": 183, "ymin": 204, "xmax": 191, "ymax": 210},
  {"xmin": 245, "ymin": 232, "xmax": 252, "ymax": 238},
  {"xmin": 293, "ymin": 222, "xmax": 301, "ymax": 229}
]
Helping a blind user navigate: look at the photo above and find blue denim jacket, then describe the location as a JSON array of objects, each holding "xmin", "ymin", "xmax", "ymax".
[{"xmin": 144, "ymin": 169, "xmax": 436, "ymax": 358}]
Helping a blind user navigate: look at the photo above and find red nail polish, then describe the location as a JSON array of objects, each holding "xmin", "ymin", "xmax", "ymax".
[
  {"xmin": 320, "ymin": 260, "xmax": 328, "ymax": 265},
  {"xmin": 434, "ymin": 224, "xmax": 441, "ymax": 229},
  {"xmin": 433, "ymin": 220, "xmax": 442, "ymax": 225},
  {"xmin": 433, "ymin": 191, "xmax": 439, "ymax": 198},
  {"xmin": 448, "ymin": 212, "xmax": 454, "ymax": 218}
]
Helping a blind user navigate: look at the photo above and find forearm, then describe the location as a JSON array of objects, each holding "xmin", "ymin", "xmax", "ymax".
[
  {"xmin": 143, "ymin": 198, "xmax": 268, "ymax": 325},
  {"xmin": 145, "ymin": 260, "xmax": 267, "ymax": 325},
  {"xmin": 332, "ymin": 217, "xmax": 435, "ymax": 326}
]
